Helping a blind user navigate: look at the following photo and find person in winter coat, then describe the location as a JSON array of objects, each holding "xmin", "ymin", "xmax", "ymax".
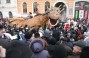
[{"xmin": 30, "ymin": 39, "xmax": 49, "ymax": 58}]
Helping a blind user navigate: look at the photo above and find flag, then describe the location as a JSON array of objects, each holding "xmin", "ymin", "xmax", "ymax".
[
  {"xmin": 75, "ymin": 10, "xmax": 79, "ymax": 19},
  {"xmin": 79, "ymin": 10, "xmax": 84, "ymax": 19},
  {"xmin": 84, "ymin": 11, "xmax": 88, "ymax": 19}
]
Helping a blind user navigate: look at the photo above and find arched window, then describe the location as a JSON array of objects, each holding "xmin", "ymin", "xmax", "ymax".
[
  {"xmin": 6, "ymin": 0, "xmax": 10, "ymax": 3},
  {"xmin": 55, "ymin": 2, "xmax": 67, "ymax": 22},
  {"xmin": 23, "ymin": 2, "xmax": 27, "ymax": 13},
  {"xmin": 45, "ymin": 1, "xmax": 50, "ymax": 12},
  {"xmin": 0, "ymin": 11, "xmax": 3, "ymax": 19},
  {"xmin": 9, "ymin": 11, "xmax": 13, "ymax": 18},
  {"xmin": 33, "ymin": 2, "xmax": 38, "ymax": 13}
]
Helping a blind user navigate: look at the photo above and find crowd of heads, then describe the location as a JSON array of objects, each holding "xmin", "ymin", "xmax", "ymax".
[{"xmin": 0, "ymin": 18, "xmax": 89, "ymax": 58}]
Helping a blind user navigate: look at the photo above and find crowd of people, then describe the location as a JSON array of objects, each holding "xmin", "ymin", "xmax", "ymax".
[{"xmin": 0, "ymin": 18, "xmax": 89, "ymax": 58}]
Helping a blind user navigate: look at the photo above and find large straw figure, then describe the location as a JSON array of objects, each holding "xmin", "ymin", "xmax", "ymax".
[{"xmin": 9, "ymin": 5, "xmax": 65, "ymax": 29}]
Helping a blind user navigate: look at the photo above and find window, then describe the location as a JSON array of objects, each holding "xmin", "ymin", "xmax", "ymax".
[
  {"xmin": 0, "ymin": 0, "xmax": 1, "ymax": 4},
  {"xmin": 9, "ymin": 11, "xmax": 13, "ymax": 18},
  {"xmin": 23, "ymin": 2, "xmax": 27, "ymax": 13},
  {"xmin": 45, "ymin": 1, "xmax": 50, "ymax": 12},
  {"xmin": 33, "ymin": 2, "xmax": 38, "ymax": 13},
  {"xmin": 6, "ymin": 0, "xmax": 10, "ymax": 3},
  {"xmin": 0, "ymin": 11, "xmax": 3, "ymax": 19}
]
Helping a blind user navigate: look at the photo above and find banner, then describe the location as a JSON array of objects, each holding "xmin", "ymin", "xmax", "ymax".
[
  {"xmin": 74, "ymin": 10, "xmax": 79, "ymax": 19},
  {"xmin": 69, "ymin": 9, "xmax": 73, "ymax": 15},
  {"xmin": 79, "ymin": 2, "xmax": 85, "ymax": 10},
  {"xmin": 84, "ymin": 11, "xmax": 88, "ymax": 19},
  {"xmin": 79, "ymin": 10, "xmax": 84, "ymax": 19}
]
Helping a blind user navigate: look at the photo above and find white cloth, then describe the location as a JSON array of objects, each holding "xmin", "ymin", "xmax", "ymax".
[
  {"xmin": 3, "ymin": 33, "xmax": 17, "ymax": 40},
  {"xmin": 3, "ymin": 33, "xmax": 13, "ymax": 39},
  {"xmin": 73, "ymin": 21, "xmax": 77, "ymax": 27}
]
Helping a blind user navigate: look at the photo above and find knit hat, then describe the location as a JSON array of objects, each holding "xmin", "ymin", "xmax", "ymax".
[
  {"xmin": 73, "ymin": 40, "xmax": 86, "ymax": 47},
  {"xmin": 30, "ymin": 39, "xmax": 44, "ymax": 53}
]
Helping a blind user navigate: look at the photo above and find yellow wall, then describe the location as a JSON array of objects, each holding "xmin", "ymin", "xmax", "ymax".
[
  {"xmin": 17, "ymin": 0, "xmax": 75, "ymax": 18},
  {"xmin": 68, "ymin": 0, "xmax": 75, "ymax": 18}
]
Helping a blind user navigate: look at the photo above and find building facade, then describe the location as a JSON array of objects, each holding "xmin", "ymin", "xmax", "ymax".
[
  {"xmin": 0, "ymin": 0, "xmax": 89, "ymax": 19},
  {"xmin": 17, "ymin": 0, "xmax": 74, "ymax": 18},
  {"xmin": 0, "ymin": 0, "xmax": 18, "ymax": 18},
  {"xmin": 17, "ymin": 0, "xmax": 89, "ymax": 19}
]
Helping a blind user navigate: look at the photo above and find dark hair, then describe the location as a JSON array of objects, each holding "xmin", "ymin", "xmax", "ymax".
[
  {"xmin": 0, "ymin": 39, "xmax": 11, "ymax": 48},
  {"xmin": 47, "ymin": 37, "xmax": 57, "ymax": 45},
  {"xmin": 0, "ymin": 24, "xmax": 4, "ymax": 30},
  {"xmin": 31, "ymin": 28, "xmax": 37, "ymax": 34},
  {"xmin": 47, "ymin": 45, "xmax": 67, "ymax": 58},
  {"xmin": 6, "ymin": 40, "xmax": 33, "ymax": 58},
  {"xmin": 24, "ymin": 32, "xmax": 33, "ymax": 40},
  {"xmin": 80, "ymin": 46, "xmax": 89, "ymax": 58},
  {"xmin": 34, "ymin": 32, "xmax": 40, "ymax": 38}
]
